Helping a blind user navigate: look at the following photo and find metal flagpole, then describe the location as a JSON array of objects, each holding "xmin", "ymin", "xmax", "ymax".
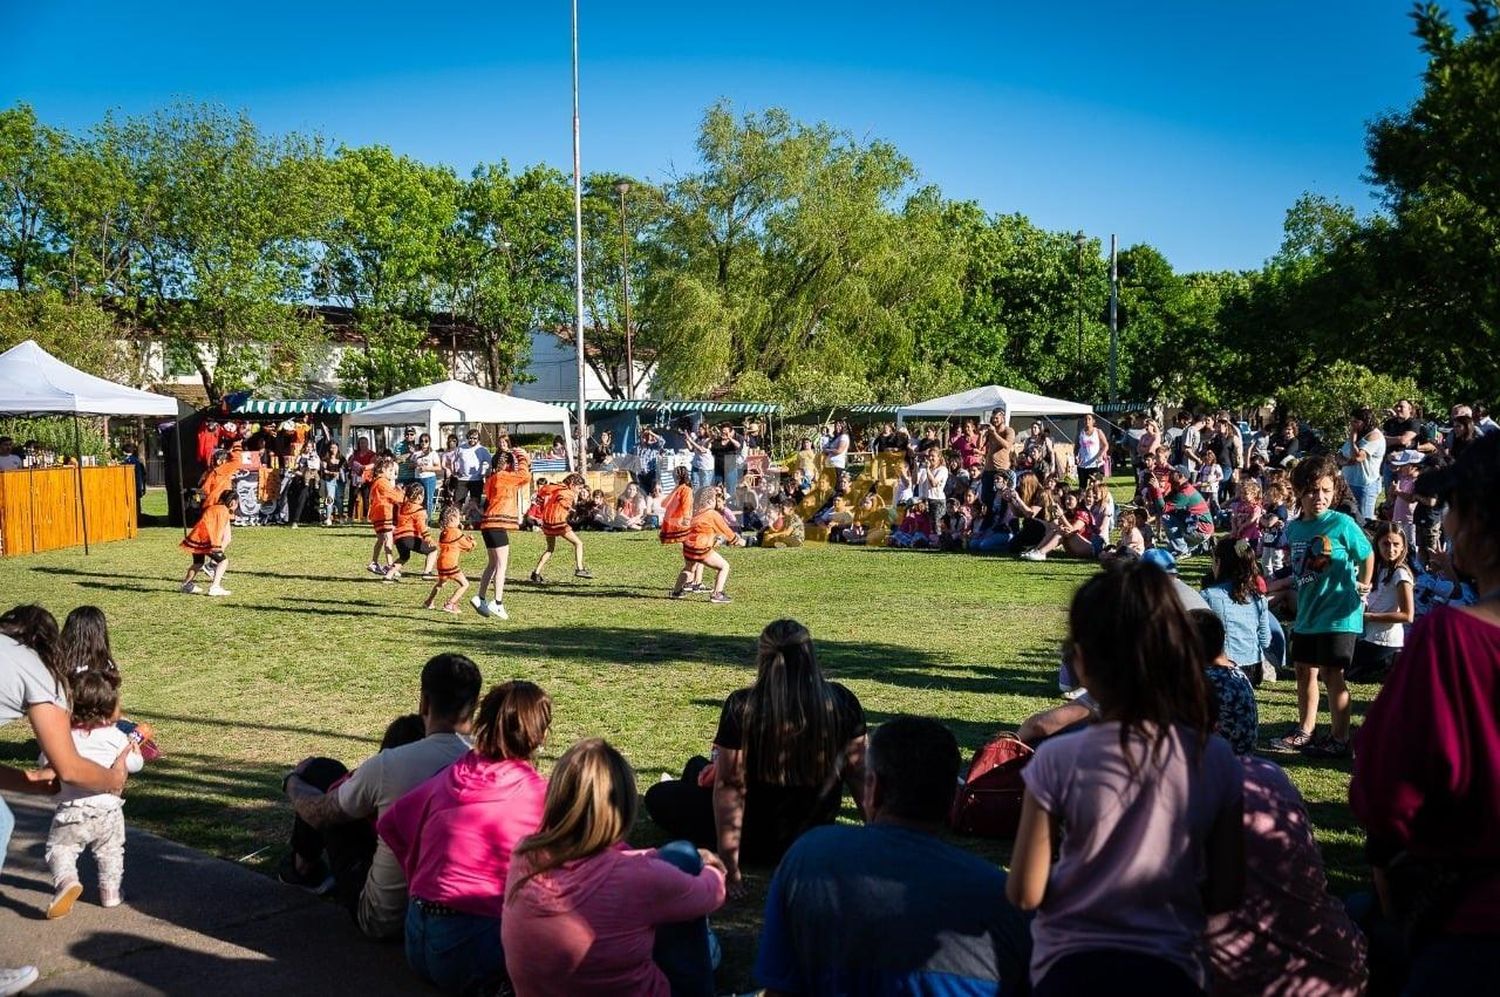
[
  {"xmin": 570, "ymin": 0, "xmax": 588, "ymax": 474},
  {"xmin": 73, "ymin": 412, "xmax": 91, "ymax": 555},
  {"xmin": 1109, "ymin": 233, "xmax": 1119, "ymax": 404}
]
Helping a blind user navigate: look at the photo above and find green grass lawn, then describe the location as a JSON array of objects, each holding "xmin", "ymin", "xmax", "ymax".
[{"xmin": 0, "ymin": 487, "xmax": 1371, "ymax": 990}]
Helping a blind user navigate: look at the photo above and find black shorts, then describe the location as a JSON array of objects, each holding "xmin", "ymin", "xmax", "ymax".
[
  {"xmin": 1290, "ymin": 631, "xmax": 1357, "ymax": 670},
  {"xmin": 1348, "ymin": 639, "xmax": 1401, "ymax": 682},
  {"xmin": 480, "ymin": 528, "xmax": 510, "ymax": 549},
  {"xmin": 191, "ymin": 551, "xmax": 226, "ymax": 567},
  {"xmin": 394, "ymin": 536, "xmax": 436, "ymax": 563}
]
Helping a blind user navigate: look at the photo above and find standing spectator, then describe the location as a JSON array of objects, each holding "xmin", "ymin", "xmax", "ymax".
[
  {"xmin": 452, "ymin": 429, "xmax": 492, "ymax": 511},
  {"xmin": 411, "ymin": 433, "xmax": 441, "ymax": 517},
  {"xmin": 394, "ymin": 427, "xmax": 419, "ymax": 489},
  {"xmin": 1172, "ymin": 412, "xmax": 1206, "ymax": 476},
  {"xmin": 636, "ymin": 424, "xmax": 665, "ymax": 494},
  {"xmin": 1200, "ymin": 536, "xmax": 1273, "ymax": 685},
  {"xmin": 0, "ymin": 437, "xmax": 25, "ymax": 472},
  {"xmin": 1338, "ymin": 407, "xmax": 1386, "ymax": 523},
  {"xmin": 503, "ymin": 739, "xmax": 726, "ymax": 997},
  {"xmin": 687, "ymin": 424, "xmax": 715, "ymax": 490},
  {"xmin": 979, "ymin": 408, "xmax": 1017, "ymax": 526},
  {"xmin": 822, "ymin": 419, "xmax": 851, "ymax": 471},
  {"xmin": 914, "ymin": 448, "xmax": 948, "ymax": 504},
  {"xmin": 1074, "ymin": 412, "xmax": 1109, "ymax": 490},
  {"xmin": 319, "ymin": 442, "xmax": 347, "ymax": 526},
  {"xmin": 347, "ymin": 436, "xmax": 377, "ymax": 520},
  {"xmin": 1350, "ymin": 431, "xmax": 1500, "ymax": 994},
  {"xmin": 1268, "ymin": 419, "xmax": 1302, "ymax": 469},
  {"xmin": 710, "ymin": 424, "xmax": 742, "ymax": 491},
  {"xmin": 754, "ymin": 716, "xmax": 1032, "ymax": 995},
  {"xmin": 280, "ymin": 654, "xmax": 481, "ymax": 941},
  {"xmin": 949, "ymin": 420, "xmax": 981, "ymax": 476}
]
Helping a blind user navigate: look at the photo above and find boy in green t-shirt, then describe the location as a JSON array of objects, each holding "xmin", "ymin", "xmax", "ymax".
[{"xmin": 1268, "ymin": 455, "xmax": 1374, "ymax": 758}]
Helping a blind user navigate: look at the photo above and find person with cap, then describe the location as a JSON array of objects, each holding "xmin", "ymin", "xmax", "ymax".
[
  {"xmin": 1351, "ymin": 430, "xmax": 1500, "ymax": 994},
  {"xmin": 1142, "ymin": 548, "xmax": 1211, "ymax": 612},
  {"xmin": 1388, "ymin": 449, "xmax": 1424, "ymax": 551},
  {"xmin": 1162, "ymin": 469, "xmax": 1215, "ymax": 559}
]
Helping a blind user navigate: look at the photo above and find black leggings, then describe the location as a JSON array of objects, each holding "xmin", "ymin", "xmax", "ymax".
[
  {"xmin": 1036, "ymin": 950, "xmax": 1202, "ymax": 996},
  {"xmin": 643, "ymin": 756, "xmax": 718, "ymax": 849}
]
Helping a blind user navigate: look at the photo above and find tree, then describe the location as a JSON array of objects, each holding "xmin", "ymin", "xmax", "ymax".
[
  {"xmin": 0, "ymin": 105, "xmax": 64, "ymax": 291},
  {"xmin": 0, "ymin": 289, "xmax": 125, "ymax": 380},
  {"xmin": 335, "ymin": 315, "xmax": 448, "ymax": 398},
  {"xmin": 1276, "ymin": 360, "xmax": 1422, "ymax": 441}
]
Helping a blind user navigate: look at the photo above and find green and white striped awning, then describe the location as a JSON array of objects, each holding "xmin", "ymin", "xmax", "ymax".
[
  {"xmin": 322, "ymin": 399, "xmax": 370, "ymax": 415},
  {"xmin": 847, "ymin": 404, "xmax": 901, "ymax": 415},
  {"xmin": 1091, "ymin": 400, "xmax": 1152, "ymax": 415},
  {"xmin": 560, "ymin": 399, "xmax": 780, "ymax": 416},
  {"xmin": 231, "ymin": 398, "xmax": 370, "ymax": 416}
]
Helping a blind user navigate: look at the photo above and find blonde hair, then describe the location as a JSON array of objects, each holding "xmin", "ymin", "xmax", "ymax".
[
  {"xmin": 1237, "ymin": 478, "xmax": 1263, "ymax": 502},
  {"xmin": 509, "ymin": 738, "xmax": 637, "ymax": 896},
  {"xmin": 692, "ymin": 485, "xmax": 720, "ymax": 514}
]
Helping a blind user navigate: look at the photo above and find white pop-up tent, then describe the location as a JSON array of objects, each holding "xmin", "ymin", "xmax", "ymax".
[
  {"xmin": 0, "ymin": 339, "xmax": 180, "ymax": 553},
  {"xmin": 345, "ymin": 379, "xmax": 575, "ymax": 467},
  {"xmin": 896, "ymin": 384, "xmax": 1093, "ymax": 424}
]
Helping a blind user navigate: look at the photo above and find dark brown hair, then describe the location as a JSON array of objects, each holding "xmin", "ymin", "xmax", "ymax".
[
  {"xmin": 1211, "ymin": 536, "xmax": 1261, "ymax": 604},
  {"xmin": 69, "ymin": 667, "xmax": 121, "ymax": 728},
  {"xmin": 61, "ymin": 605, "xmax": 115, "ymax": 676},
  {"xmin": 0, "ymin": 605, "xmax": 67, "ymax": 708},
  {"xmin": 472, "ymin": 681, "xmax": 552, "ymax": 762},
  {"xmin": 742, "ymin": 620, "xmax": 844, "ymax": 787}
]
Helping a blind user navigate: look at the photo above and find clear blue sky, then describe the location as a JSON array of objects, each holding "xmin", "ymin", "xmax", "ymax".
[{"xmin": 3, "ymin": 1, "xmax": 1445, "ymax": 272}]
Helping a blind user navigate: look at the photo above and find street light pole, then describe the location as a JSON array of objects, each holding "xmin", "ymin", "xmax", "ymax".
[
  {"xmin": 1073, "ymin": 231, "xmax": 1087, "ymax": 376},
  {"xmin": 615, "ymin": 180, "xmax": 634, "ymax": 400},
  {"xmin": 1109, "ymin": 233, "xmax": 1119, "ymax": 404},
  {"xmin": 570, "ymin": 0, "xmax": 588, "ymax": 471}
]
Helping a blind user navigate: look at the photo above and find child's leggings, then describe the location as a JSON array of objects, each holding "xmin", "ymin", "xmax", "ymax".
[{"xmin": 47, "ymin": 804, "xmax": 125, "ymax": 890}]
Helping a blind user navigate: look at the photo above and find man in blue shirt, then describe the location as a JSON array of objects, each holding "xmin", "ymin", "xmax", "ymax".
[{"xmin": 755, "ymin": 715, "xmax": 1032, "ymax": 996}]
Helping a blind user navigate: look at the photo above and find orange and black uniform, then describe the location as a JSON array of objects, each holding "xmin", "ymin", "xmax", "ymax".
[
  {"xmin": 479, "ymin": 451, "xmax": 531, "ymax": 549},
  {"xmin": 393, "ymin": 499, "xmax": 435, "ymax": 562},
  {"xmin": 535, "ymin": 483, "xmax": 576, "ymax": 539},
  {"xmin": 199, "ymin": 463, "xmax": 237, "ymax": 506},
  {"xmin": 659, "ymin": 483, "xmax": 693, "ymax": 545},
  {"xmin": 436, "ymin": 526, "xmax": 474, "ymax": 580},
  {"xmin": 369, "ymin": 477, "xmax": 403, "ymax": 535},
  {"xmin": 181, "ymin": 504, "xmax": 230, "ymax": 564},
  {"xmin": 683, "ymin": 508, "xmax": 739, "ymax": 564}
]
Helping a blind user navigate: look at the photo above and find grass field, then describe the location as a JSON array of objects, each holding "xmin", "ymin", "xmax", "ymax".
[{"xmin": 0, "ymin": 488, "xmax": 1372, "ymax": 990}]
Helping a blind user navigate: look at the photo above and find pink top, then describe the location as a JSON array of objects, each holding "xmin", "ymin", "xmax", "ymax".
[
  {"xmin": 376, "ymin": 753, "xmax": 547, "ymax": 919},
  {"xmin": 1351, "ymin": 606, "xmax": 1500, "ymax": 930},
  {"xmin": 502, "ymin": 845, "xmax": 726, "ymax": 997}
]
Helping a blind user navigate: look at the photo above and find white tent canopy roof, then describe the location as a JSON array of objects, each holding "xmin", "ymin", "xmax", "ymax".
[
  {"xmin": 0, "ymin": 339, "xmax": 179, "ymax": 417},
  {"xmin": 349, "ymin": 379, "xmax": 573, "ymax": 427},
  {"xmin": 897, "ymin": 384, "xmax": 1094, "ymax": 422}
]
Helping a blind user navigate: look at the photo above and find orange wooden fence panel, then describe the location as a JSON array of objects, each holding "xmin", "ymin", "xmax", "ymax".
[{"xmin": 0, "ymin": 466, "xmax": 139, "ymax": 556}]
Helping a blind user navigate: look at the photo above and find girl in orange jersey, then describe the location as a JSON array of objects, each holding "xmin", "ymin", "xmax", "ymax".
[
  {"xmin": 471, "ymin": 446, "xmax": 532, "ymax": 620},
  {"xmin": 669, "ymin": 486, "xmax": 745, "ymax": 604},
  {"xmin": 659, "ymin": 466, "xmax": 705, "ymax": 591},
  {"xmin": 528, "ymin": 473, "xmax": 593, "ymax": 584},
  {"xmin": 425, "ymin": 505, "xmax": 476, "ymax": 614},
  {"xmin": 180, "ymin": 489, "xmax": 238, "ymax": 597},
  {"xmin": 367, "ymin": 457, "xmax": 403, "ymax": 576},
  {"xmin": 387, "ymin": 482, "xmax": 438, "ymax": 583},
  {"xmin": 197, "ymin": 451, "xmax": 237, "ymax": 511}
]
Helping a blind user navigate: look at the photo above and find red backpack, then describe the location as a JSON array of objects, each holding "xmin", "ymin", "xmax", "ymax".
[{"xmin": 949, "ymin": 732, "xmax": 1034, "ymax": 838}]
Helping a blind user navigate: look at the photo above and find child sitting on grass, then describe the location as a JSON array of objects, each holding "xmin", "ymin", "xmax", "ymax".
[
  {"xmin": 1100, "ymin": 508, "xmax": 1146, "ymax": 562},
  {"xmin": 890, "ymin": 499, "xmax": 934, "ymax": 548},
  {"xmin": 759, "ymin": 496, "xmax": 805, "ymax": 549},
  {"xmin": 425, "ymin": 505, "xmax": 475, "ymax": 614},
  {"xmin": 41, "ymin": 668, "xmax": 147, "ymax": 918}
]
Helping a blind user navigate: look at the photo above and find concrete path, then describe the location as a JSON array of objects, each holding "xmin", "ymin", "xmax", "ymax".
[{"xmin": 0, "ymin": 794, "xmax": 420, "ymax": 995}]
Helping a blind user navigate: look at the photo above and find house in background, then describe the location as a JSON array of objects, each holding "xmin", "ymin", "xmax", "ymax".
[{"xmin": 510, "ymin": 328, "xmax": 655, "ymax": 403}]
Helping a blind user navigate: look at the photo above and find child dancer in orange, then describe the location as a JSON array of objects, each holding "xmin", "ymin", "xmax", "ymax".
[
  {"xmin": 388, "ymin": 482, "xmax": 438, "ymax": 583},
  {"xmin": 367, "ymin": 457, "xmax": 402, "ymax": 576},
  {"xmin": 472, "ymin": 446, "xmax": 531, "ymax": 620},
  {"xmin": 529, "ymin": 473, "xmax": 592, "ymax": 584},
  {"xmin": 425, "ymin": 505, "xmax": 475, "ymax": 614},
  {"xmin": 670, "ymin": 486, "xmax": 744, "ymax": 604},
  {"xmin": 658, "ymin": 466, "xmax": 704, "ymax": 590},
  {"xmin": 180, "ymin": 489, "xmax": 237, "ymax": 597}
]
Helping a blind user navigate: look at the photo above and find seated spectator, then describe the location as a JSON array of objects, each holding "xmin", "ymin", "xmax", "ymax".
[
  {"xmin": 754, "ymin": 716, "xmax": 1033, "ymax": 995},
  {"xmin": 1200, "ymin": 536, "xmax": 1272, "ymax": 685},
  {"xmin": 809, "ymin": 472, "xmax": 853, "ymax": 527},
  {"xmin": 1208, "ymin": 756, "xmax": 1367, "ymax": 996},
  {"xmin": 1100, "ymin": 508, "xmax": 1146, "ymax": 562},
  {"xmin": 503, "ymin": 739, "xmax": 726, "ymax": 997},
  {"xmin": 1007, "ymin": 562, "xmax": 1244, "ymax": 995},
  {"xmin": 889, "ymin": 499, "xmax": 934, "ymax": 548},
  {"xmin": 1022, "ymin": 488, "xmax": 1100, "ymax": 561},
  {"xmin": 760, "ymin": 497, "xmax": 805, "ymax": 549},
  {"xmin": 1163, "ymin": 468, "xmax": 1215, "ymax": 558},
  {"xmin": 1190, "ymin": 610, "xmax": 1260, "ymax": 755},
  {"xmin": 377, "ymin": 681, "xmax": 552, "ymax": 995},
  {"xmin": 642, "ymin": 482, "xmax": 665, "ymax": 530},
  {"xmin": 644, "ymin": 620, "xmax": 867, "ymax": 889},
  {"xmin": 937, "ymin": 496, "xmax": 971, "ymax": 551},
  {"xmin": 280, "ymin": 654, "xmax": 481, "ymax": 940}
]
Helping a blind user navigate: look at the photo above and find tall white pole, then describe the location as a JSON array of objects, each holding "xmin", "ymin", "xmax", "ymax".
[
  {"xmin": 571, "ymin": 0, "xmax": 588, "ymax": 472},
  {"xmin": 1109, "ymin": 233, "xmax": 1119, "ymax": 403}
]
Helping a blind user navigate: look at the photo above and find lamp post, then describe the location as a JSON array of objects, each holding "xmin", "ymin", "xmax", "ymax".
[
  {"xmin": 569, "ymin": 0, "xmax": 587, "ymax": 472},
  {"xmin": 1073, "ymin": 230, "xmax": 1087, "ymax": 375},
  {"xmin": 615, "ymin": 180, "xmax": 634, "ymax": 400},
  {"xmin": 1108, "ymin": 233, "xmax": 1119, "ymax": 404}
]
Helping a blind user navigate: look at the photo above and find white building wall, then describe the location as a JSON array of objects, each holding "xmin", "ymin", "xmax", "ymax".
[{"xmin": 510, "ymin": 329, "xmax": 654, "ymax": 402}]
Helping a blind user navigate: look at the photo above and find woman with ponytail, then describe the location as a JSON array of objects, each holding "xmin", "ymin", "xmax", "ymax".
[{"xmin": 643, "ymin": 620, "xmax": 867, "ymax": 891}]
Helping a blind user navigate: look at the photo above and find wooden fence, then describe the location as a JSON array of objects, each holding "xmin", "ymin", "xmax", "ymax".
[{"xmin": 0, "ymin": 466, "xmax": 139, "ymax": 556}]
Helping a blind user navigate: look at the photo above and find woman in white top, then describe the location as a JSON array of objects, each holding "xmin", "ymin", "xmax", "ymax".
[
  {"xmin": 823, "ymin": 419, "xmax": 850, "ymax": 470},
  {"xmin": 412, "ymin": 433, "xmax": 442, "ymax": 518},
  {"xmin": 1, "ymin": 605, "xmax": 128, "ymax": 993},
  {"xmin": 1338, "ymin": 407, "xmax": 1386, "ymax": 523},
  {"xmin": 915, "ymin": 448, "xmax": 949, "ymax": 503},
  {"xmin": 1074, "ymin": 414, "xmax": 1109, "ymax": 490}
]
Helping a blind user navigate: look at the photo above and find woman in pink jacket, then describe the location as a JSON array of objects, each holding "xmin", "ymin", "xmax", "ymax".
[
  {"xmin": 503, "ymin": 738, "xmax": 727, "ymax": 997},
  {"xmin": 377, "ymin": 681, "xmax": 551, "ymax": 995}
]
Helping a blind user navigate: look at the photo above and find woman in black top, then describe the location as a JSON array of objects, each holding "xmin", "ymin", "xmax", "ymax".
[
  {"xmin": 643, "ymin": 619, "xmax": 866, "ymax": 891},
  {"xmin": 319, "ymin": 441, "xmax": 346, "ymax": 525}
]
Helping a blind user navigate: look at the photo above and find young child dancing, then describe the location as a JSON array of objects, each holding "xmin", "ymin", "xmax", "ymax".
[
  {"xmin": 367, "ymin": 457, "xmax": 403, "ymax": 576},
  {"xmin": 1008, "ymin": 562, "xmax": 1243, "ymax": 994},
  {"xmin": 426, "ymin": 505, "xmax": 476, "ymax": 614},
  {"xmin": 388, "ymin": 482, "xmax": 438, "ymax": 583},
  {"xmin": 670, "ymin": 486, "xmax": 744, "ymax": 603},
  {"xmin": 180, "ymin": 489, "xmax": 236, "ymax": 596},
  {"xmin": 40, "ymin": 668, "xmax": 148, "ymax": 918},
  {"xmin": 530, "ymin": 473, "xmax": 593, "ymax": 584},
  {"xmin": 471, "ymin": 446, "xmax": 532, "ymax": 620}
]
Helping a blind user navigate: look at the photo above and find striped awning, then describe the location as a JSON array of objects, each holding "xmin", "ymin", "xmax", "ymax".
[
  {"xmin": 560, "ymin": 399, "xmax": 780, "ymax": 416},
  {"xmin": 321, "ymin": 399, "xmax": 370, "ymax": 414},
  {"xmin": 230, "ymin": 398, "xmax": 370, "ymax": 416},
  {"xmin": 1091, "ymin": 400, "xmax": 1152, "ymax": 415},
  {"xmin": 847, "ymin": 404, "xmax": 901, "ymax": 415}
]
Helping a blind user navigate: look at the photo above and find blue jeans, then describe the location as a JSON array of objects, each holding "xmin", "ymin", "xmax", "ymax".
[
  {"xmin": 323, "ymin": 478, "xmax": 344, "ymax": 519},
  {"xmin": 0, "ymin": 796, "xmax": 13, "ymax": 877},
  {"xmin": 404, "ymin": 900, "xmax": 504, "ymax": 995},
  {"xmin": 691, "ymin": 467, "xmax": 713, "ymax": 491},
  {"xmin": 1350, "ymin": 480, "xmax": 1379, "ymax": 522},
  {"xmin": 1164, "ymin": 511, "xmax": 1208, "ymax": 556},
  {"xmin": 652, "ymin": 840, "xmax": 719, "ymax": 997},
  {"xmin": 419, "ymin": 476, "xmax": 437, "ymax": 515},
  {"xmin": 1266, "ymin": 614, "xmax": 1287, "ymax": 671}
]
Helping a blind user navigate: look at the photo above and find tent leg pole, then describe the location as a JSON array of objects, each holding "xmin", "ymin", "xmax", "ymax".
[
  {"xmin": 175, "ymin": 417, "xmax": 189, "ymax": 537},
  {"xmin": 74, "ymin": 413, "xmax": 90, "ymax": 555}
]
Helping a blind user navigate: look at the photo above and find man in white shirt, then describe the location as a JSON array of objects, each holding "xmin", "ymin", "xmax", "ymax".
[
  {"xmin": 451, "ymin": 429, "xmax": 492, "ymax": 507},
  {"xmin": 0, "ymin": 437, "xmax": 22, "ymax": 472},
  {"xmin": 281, "ymin": 654, "xmax": 480, "ymax": 940}
]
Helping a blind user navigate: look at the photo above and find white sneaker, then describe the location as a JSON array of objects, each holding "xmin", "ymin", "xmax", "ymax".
[
  {"xmin": 471, "ymin": 596, "xmax": 490, "ymax": 617},
  {"xmin": 206, "ymin": 586, "xmax": 231, "ymax": 597},
  {"xmin": 100, "ymin": 885, "xmax": 122, "ymax": 908},
  {"xmin": 181, "ymin": 581, "xmax": 200, "ymax": 595},
  {"xmin": 488, "ymin": 601, "xmax": 509, "ymax": 621},
  {"xmin": 0, "ymin": 966, "xmax": 39, "ymax": 996},
  {"xmin": 1020, "ymin": 549, "xmax": 1046, "ymax": 561}
]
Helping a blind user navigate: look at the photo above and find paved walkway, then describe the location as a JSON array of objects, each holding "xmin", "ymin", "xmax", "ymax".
[{"xmin": 0, "ymin": 795, "xmax": 418, "ymax": 995}]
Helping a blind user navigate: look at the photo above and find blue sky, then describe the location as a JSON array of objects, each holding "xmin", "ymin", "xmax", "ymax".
[{"xmin": 3, "ymin": 2, "xmax": 1445, "ymax": 272}]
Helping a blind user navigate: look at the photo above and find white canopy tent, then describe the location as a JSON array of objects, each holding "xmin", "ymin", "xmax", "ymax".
[
  {"xmin": 896, "ymin": 384, "xmax": 1093, "ymax": 424},
  {"xmin": 344, "ymin": 380, "xmax": 575, "ymax": 468},
  {"xmin": 0, "ymin": 339, "xmax": 180, "ymax": 553}
]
